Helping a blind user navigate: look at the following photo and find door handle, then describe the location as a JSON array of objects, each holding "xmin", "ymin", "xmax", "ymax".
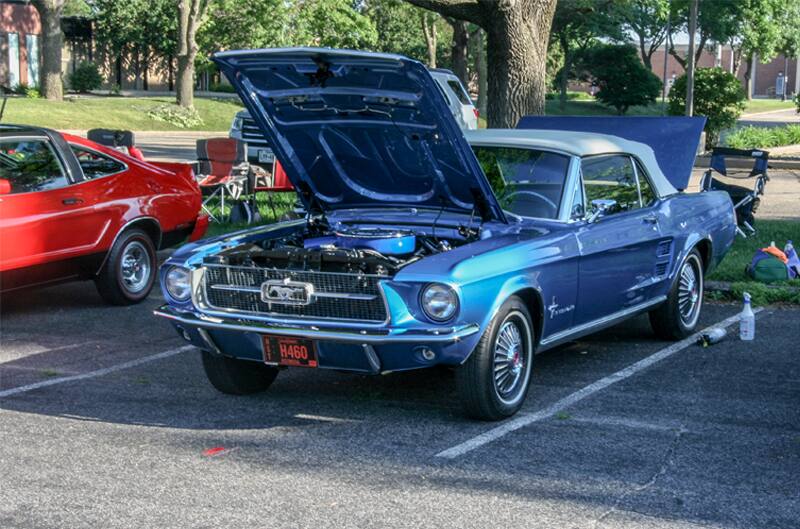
[
  {"xmin": 62, "ymin": 197, "xmax": 84, "ymax": 205},
  {"xmin": 642, "ymin": 213, "xmax": 658, "ymax": 224}
]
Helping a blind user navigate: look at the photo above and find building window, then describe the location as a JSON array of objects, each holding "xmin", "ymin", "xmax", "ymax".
[
  {"xmin": 26, "ymin": 34, "xmax": 40, "ymax": 87},
  {"xmin": 8, "ymin": 33, "xmax": 20, "ymax": 88}
]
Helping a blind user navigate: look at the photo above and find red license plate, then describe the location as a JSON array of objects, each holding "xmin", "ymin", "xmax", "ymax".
[{"xmin": 262, "ymin": 335, "xmax": 317, "ymax": 368}]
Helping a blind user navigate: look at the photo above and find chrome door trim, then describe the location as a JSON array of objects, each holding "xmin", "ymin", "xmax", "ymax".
[{"xmin": 537, "ymin": 295, "xmax": 666, "ymax": 352}]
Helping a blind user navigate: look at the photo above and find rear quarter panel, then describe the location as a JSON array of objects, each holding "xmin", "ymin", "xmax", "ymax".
[
  {"xmin": 63, "ymin": 136, "xmax": 203, "ymax": 251},
  {"xmin": 658, "ymin": 190, "xmax": 736, "ymax": 289}
]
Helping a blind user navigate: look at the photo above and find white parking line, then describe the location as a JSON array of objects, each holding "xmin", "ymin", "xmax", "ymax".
[
  {"xmin": 436, "ymin": 309, "xmax": 763, "ymax": 459},
  {"xmin": 0, "ymin": 345, "xmax": 194, "ymax": 398}
]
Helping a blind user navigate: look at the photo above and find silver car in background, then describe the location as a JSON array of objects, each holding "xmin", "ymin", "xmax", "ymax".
[{"xmin": 429, "ymin": 68, "xmax": 479, "ymax": 130}]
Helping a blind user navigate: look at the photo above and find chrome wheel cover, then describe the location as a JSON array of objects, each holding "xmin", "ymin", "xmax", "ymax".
[
  {"xmin": 120, "ymin": 240, "xmax": 151, "ymax": 293},
  {"xmin": 678, "ymin": 255, "xmax": 702, "ymax": 328},
  {"xmin": 492, "ymin": 311, "xmax": 532, "ymax": 405}
]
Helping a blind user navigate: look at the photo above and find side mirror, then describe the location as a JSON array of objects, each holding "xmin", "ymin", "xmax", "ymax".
[
  {"xmin": 0, "ymin": 178, "xmax": 11, "ymax": 195},
  {"xmin": 587, "ymin": 199, "xmax": 617, "ymax": 223}
]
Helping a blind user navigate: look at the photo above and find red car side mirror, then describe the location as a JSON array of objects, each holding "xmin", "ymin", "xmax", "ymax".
[{"xmin": 0, "ymin": 178, "xmax": 11, "ymax": 195}]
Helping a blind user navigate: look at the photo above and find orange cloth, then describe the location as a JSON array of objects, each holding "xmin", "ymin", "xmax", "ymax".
[{"xmin": 762, "ymin": 246, "xmax": 789, "ymax": 263}]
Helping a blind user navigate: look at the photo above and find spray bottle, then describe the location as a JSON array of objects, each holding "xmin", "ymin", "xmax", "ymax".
[{"xmin": 739, "ymin": 292, "xmax": 755, "ymax": 341}]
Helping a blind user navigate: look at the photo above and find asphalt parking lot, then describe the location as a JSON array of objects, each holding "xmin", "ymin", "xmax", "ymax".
[{"xmin": 1, "ymin": 282, "xmax": 798, "ymax": 529}]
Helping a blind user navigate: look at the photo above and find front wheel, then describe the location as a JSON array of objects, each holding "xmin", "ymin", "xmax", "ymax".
[
  {"xmin": 649, "ymin": 249, "xmax": 704, "ymax": 340},
  {"xmin": 456, "ymin": 296, "xmax": 534, "ymax": 421},
  {"xmin": 201, "ymin": 349, "xmax": 279, "ymax": 395}
]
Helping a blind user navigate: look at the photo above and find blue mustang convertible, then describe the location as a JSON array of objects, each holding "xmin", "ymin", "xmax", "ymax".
[{"xmin": 154, "ymin": 48, "xmax": 736, "ymax": 420}]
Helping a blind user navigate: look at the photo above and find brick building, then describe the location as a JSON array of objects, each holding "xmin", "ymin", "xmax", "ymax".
[
  {"xmin": 0, "ymin": 0, "xmax": 40, "ymax": 89},
  {"xmin": 651, "ymin": 44, "xmax": 799, "ymax": 98},
  {"xmin": 1, "ymin": 0, "xmax": 171, "ymax": 92}
]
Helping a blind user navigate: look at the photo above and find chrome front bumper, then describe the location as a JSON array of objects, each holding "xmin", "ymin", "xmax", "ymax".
[{"xmin": 154, "ymin": 305, "xmax": 480, "ymax": 345}]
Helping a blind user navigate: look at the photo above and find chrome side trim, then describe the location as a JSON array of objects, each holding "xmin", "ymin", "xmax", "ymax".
[
  {"xmin": 538, "ymin": 295, "xmax": 666, "ymax": 352},
  {"xmin": 95, "ymin": 216, "xmax": 163, "ymax": 275},
  {"xmin": 154, "ymin": 305, "xmax": 480, "ymax": 344}
]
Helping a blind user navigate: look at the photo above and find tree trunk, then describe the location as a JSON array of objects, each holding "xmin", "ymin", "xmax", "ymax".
[
  {"xmin": 176, "ymin": 0, "xmax": 206, "ymax": 109},
  {"xmin": 31, "ymin": 0, "xmax": 65, "ymax": 101},
  {"xmin": 638, "ymin": 35, "xmax": 652, "ymax": 70},
  {"xmin": 448, "ymin": 18, "xmax": 469, "ymax": 85},
  {"xmin": 484, "ymin": 1, "xmax": 556, "ymax": 127},
  {"xmin": 143, "ymin": 58, "xmax": 149, "ymax": 91},
  {"xmin": 115, "ymin": 56, "xmax": 122, "ymax": 88},
  {"xmin": 421, "ymin": 13, "xmax": 437, "ymax": 68},
  {"xmin": 176, "ymin": 55, "xmax": 194, "ymax": 108},
  {"xmin": 475, "ymin": 28, "xmax": 487, "ymax": 117},
  {"xmin": 168, "ymin": 55, "xmax": 175, "ymax": 92},
  {"xmin": 743, "ymin": 53, "xmax": 754, "ymax": 100},
  {"xmin": 558, "ymin": 33, "xmax": 570, "ymax": 109},
  {"xmin": 406, "ymin": 0, "xmax": 556, "ymax": 127}
]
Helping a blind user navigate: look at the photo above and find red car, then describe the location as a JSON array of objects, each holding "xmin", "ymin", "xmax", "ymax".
[{"xmin": 0, "ymin": 125, "xmax": 208, "ymax": 304}]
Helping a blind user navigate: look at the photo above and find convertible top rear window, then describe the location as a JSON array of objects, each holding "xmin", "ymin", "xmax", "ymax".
[{"xmin": 473, "ymin": 146, "xmax": 569, "ymax": 219}]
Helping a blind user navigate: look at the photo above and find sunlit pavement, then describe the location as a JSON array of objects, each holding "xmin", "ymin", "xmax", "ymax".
[{"xmin": 1, "ymin": 283, "xmax": 798, "ymax": 529}]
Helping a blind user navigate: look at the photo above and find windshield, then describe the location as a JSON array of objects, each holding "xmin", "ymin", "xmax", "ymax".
[{"xmin": 473, "ymin": 145, "xmax": 569, "ymax": 219}]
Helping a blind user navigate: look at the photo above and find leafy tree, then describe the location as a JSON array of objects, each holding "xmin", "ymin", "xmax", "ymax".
[
  {"xmin": 199, "ymin": 0, "xmax": 290, "ymax": 54},
  {"xmin": 668, "ymin": 68, "xmax": 746, "ymax": 148},
  {"xmin": 666, "ymin": 0, "xmax": 744, "ymax": 70},
  {"xmin": 616, "ymin": 0, "xmax": 670, "ymax": 69},
  {"xmin": 62, "ymin": 0, "xmax": 91, "ymax": 17},
  {"xmin": 293, "ymin": 0, "xmax": 378, "ymax": 49},
  {"xmin": 405, "ymin": 0, "xmax": 559, "ymax": 128},
  {"xmin": 93, "ymin": 0, "xmax": 177, "ymax": 90},
  {"xmin": 365, "ymin": 0, "xmax": 451, "ymax": 66},
  {"xmin": 725, "ymin": 0, "xmax": 790, "ymax": 100},
  {"xmin": 30, "ymin": 0, "xmax": 66, "ymax": 100},
  {"xmin": 550, "ymin": 0, "xmax": 623, "ymax": 107},
  {"xmin": 589, "ymin": 44, "xmax": 661, "ymax": 114}
]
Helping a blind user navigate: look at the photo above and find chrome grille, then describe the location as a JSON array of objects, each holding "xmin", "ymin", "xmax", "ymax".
[
  {"xmin": 241, "ymin": 118, "xmax": 268, "ymax": 146},
  {"xmin": 201, "ymin": 264, "xmax": 387, "ymax": 323}
]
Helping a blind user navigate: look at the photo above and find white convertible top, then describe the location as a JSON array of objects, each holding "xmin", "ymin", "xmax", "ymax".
[{"xmin": 465, "ymin": 129, "xmax": 679, "ymax": 197}]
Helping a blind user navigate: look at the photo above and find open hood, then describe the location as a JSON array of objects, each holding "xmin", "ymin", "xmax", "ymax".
[
  {"xmin": 214, "ymin": 48, "xmax": 505, "ymax": 222},
  {"xmin": 516, "ymin": 116, "xmax": 706, "ymax": 191}
]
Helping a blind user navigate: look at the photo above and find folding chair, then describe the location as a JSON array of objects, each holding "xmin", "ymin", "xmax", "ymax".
[
  {"xmin": 195, "ymin": 138, "xmax": 251, "ymax": 222},
  {"xmin": 700, "ymin": 147, "xmax": 770, "ymax": 238}
]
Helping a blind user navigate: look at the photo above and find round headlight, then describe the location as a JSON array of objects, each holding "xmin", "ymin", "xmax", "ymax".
[
  {"xmin": 165, "ymin": 266, "xmax": 192, "ymax": 302},
  {"xmin": 421, "ymin": 283, "xmax": 459, "ymax": 322}
]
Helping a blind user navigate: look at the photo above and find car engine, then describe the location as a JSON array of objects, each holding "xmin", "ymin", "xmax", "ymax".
[{"xmin": 206, "ymin": 222, "xmax": 466, "ymax": 277}]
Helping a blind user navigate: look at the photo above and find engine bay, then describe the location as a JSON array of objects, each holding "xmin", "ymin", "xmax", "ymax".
[{"xmin": 206, "ymin": 221, "xmax": 473, "ymax": 276}]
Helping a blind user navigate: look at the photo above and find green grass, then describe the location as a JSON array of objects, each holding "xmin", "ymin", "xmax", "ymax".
[
  {"xmin": 743, "ymin": 99, "xmax": 797, "ymax": 114},
  {"xmin": 544, "ymin": 99, "xmax": 665, "ymax": 116},
  {"xmin": 708, "ymin": 219, "xmax": 800, "ymax": 305},
  {"xmin": 2, "ymin": 96, "xmax": 241, "ymax": 131},
  {"xmin": 726, "ymin": 124, "xmax": 800, "ymax": 149},
  {"xmin": 204, "ymin": 192, "xmax": 297, "ymax": 238}
]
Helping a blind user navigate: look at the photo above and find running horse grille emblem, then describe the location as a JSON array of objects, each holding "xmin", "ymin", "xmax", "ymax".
[{"xmin": 261, "ymin": 278, "xmax": 315, "ymax": 306}]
